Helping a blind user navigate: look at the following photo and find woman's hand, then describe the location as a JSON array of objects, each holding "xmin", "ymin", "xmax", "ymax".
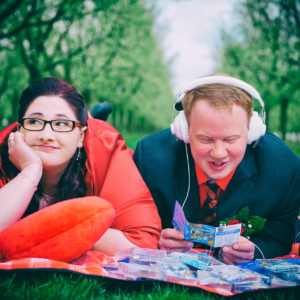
[{"xmin": 8, "ymin": 131, "xmax": 42, "ymax": 171}]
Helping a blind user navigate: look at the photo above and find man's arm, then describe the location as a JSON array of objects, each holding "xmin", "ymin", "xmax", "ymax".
[{"xmin": 250, "ymin": 168, "xmax": 300, "ymax": 259}]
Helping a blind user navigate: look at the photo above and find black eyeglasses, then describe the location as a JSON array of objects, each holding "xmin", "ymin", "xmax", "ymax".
[{"xmin": 21, "ymin": 118, "xmax": 83, "ymax": 132}]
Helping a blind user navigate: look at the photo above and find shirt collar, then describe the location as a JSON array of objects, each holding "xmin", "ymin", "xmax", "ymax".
[{"xmin": 194, "ymin": 162, "xmax": 236, "ymax": 191}]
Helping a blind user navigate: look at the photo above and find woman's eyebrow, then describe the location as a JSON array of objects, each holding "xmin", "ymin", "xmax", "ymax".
[
  {"xmin": 55, "ymin": 114, "xmax": 69, "ymax": 118},
  {"xmin": 28, "ymin": 112, "xmax": 43, "ymax": 117},
  {"xmin": 27, "ymin": 113, "xmax": 70, "ymax": 118}
]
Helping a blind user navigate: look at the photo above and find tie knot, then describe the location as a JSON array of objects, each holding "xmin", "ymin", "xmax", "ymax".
[{"xmin": 206, "ymin": 181, "xmax": 219, "ymax": 194}]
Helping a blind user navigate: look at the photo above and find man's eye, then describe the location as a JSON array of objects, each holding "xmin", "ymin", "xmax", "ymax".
[
  {"xmin": 199, "ymin": 138, "xmax": 213, "ymax": 143},
  {"xmin": 225, "ymin": 137, "xmax": 239, "ymax": 143}
]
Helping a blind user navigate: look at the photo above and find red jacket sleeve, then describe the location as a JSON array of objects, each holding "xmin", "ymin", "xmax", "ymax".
[{"xmin": 84, "ymin": 119, "xmax": 162, "ymax": 249}]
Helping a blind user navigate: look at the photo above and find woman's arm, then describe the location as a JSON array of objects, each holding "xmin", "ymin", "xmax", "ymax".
[
  {"xmin": 91, "ymin": 228, "xmax": 135, "ymax": 256},
  {"xmin": 85, "ymin": 120, "xmax": 162, "ymax": 253},
  {"xmin": 0, "ymin": 132, "xmax": 43, "ymax": 233}
]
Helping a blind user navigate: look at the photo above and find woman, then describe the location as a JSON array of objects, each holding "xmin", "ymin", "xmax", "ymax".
[{"xmin": 0, "ymin": 77, "xmax": 161, "ymax": 255}]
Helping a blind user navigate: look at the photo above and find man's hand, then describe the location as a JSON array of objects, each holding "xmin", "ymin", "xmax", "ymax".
[
  {"xmin": 222, "ymin": 236, "xmax": 255, "ymax": 265},
  {"xmin": 158, "ymin": 228, "xmax": 193, "ymax": 253}
]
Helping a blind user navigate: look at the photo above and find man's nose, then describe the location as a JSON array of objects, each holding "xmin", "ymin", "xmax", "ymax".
[{"xmin": 211, "ymin": 141, "xmax": 227, "ymax": 158}]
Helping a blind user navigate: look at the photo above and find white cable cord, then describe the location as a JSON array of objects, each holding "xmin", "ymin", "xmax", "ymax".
[
  {"xmin": 181, "ymin": 143, "xmax": 191, "ymax": 210},
  {"xmin": 253, "ymin": 242, "xmax": 265, "ymax": 259}
]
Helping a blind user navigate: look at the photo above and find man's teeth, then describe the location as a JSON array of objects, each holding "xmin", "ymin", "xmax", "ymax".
[{"xmin": 212, "ymin": 162, "xmax": 224, "ymax": 165}]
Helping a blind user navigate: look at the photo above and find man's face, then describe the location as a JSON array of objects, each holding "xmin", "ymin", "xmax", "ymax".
[{"xmin": 189, "ymin": 99, "xmax": 248, "ymax": 180}]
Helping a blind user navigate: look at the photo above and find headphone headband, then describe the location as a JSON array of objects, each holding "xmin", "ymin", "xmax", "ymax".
[
  {"xmin": 174, "ymin": 76, "xmax": 264, "ymax": 108},
  {"xmin": 171, "ymin": 76, "xmax": 266, "ymax": 144}
]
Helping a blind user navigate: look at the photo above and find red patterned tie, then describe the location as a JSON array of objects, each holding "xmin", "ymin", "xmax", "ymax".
[{"xmin": 197, "ymin": 181, "xmax": 223, "ymax": 224}]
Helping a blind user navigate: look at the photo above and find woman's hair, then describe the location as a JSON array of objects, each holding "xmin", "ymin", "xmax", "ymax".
[
  {"xmin": 4, "ymin": 78, "xmax": 88, "ymax": 209},
  {"xmin": 182, "ymin": 74, "xmax": 253, "ymax": 127}
]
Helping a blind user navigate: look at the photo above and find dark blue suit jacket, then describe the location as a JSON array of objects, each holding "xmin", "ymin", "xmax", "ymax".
[{"xmin": 134, "ymin": 129, "xmax": 300, "ymax": 259}]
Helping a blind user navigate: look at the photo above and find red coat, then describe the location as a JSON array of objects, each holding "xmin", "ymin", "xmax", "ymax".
[{"xmin": 0, "ymin": 118, "xmax": 162, "ymax": 249}]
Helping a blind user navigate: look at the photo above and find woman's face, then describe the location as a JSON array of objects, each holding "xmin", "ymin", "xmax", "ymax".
[{"xmin": 19, "ymin": 96, "xmax": 87, "ymax": 172}]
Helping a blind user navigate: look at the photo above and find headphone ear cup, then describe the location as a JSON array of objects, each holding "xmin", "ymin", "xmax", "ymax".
[
  {"xmin": 170, "ymin": 111, "xmax": 190, "ymax": 143},
  {"xmin": 247, "ymin": 111, "xmax": 266, "ymax": 144}
]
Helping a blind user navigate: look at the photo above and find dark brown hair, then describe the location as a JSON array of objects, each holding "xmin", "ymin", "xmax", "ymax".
[{"xmin": 3, "ymin": 78, "xmax": 88, "ymax": 211}]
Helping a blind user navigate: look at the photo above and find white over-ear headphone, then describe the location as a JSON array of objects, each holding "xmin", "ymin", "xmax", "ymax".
[{"xmin": 170, "ymin": 76, "xmax": 266, "ymax": 144}]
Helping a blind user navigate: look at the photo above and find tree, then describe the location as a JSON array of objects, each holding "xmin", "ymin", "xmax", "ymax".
[
  {"xmin": 0, "ymin": 0, "xmax": 173, "ymax": 132},
  {"xmin": 217, "ymin": 0, "xmax": 300, "ymax": 140}
]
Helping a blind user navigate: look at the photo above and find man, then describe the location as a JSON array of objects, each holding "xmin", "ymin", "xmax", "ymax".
[{"xmin": 133, "ymin": 75, "xmax": 300, "ymax": 264}]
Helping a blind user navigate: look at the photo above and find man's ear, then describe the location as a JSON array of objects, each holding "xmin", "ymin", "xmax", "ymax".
[{"xmin": 77, "ymin": 126, "xmax": 87, "ymax": 148}]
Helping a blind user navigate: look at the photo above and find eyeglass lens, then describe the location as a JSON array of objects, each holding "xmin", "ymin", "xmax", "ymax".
[{"xmin": 23, "ymin": 118, "xmax": 74, "ymax": 132}]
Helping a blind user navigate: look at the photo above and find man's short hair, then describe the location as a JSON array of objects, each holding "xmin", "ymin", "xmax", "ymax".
[{"xmin": 182, "ymin": 74, "xmax": 253, "ymax": 127}]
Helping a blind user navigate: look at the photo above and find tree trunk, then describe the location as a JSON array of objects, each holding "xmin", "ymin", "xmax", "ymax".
[
  {"xmin": 264, "ymin": 105, "xmax": 270, "ymax": 130},
  {"xmin": 119, "ymin": 106, "xmax": 124, "ymax": 130},
  {"xmin": 29, "ymin": 65, "xmax": 42, "ymax": 85},
  {"xmin": 64, "ymin": 59, "xmax": 72, "ymax": 83},
  {"xmin": 127, "ymin": 110, "xmax": 133, "ymax": 133},
  {"xmin": 280, "ymin": 97, "xmax": 288, "ymax": 141},
  {"xmin": 82, "ymin": 89, "xmax": 91, "ymax": 106},
  {"xmin": 9, "ymin": 91, "xmax": 19, "ymax": 123}
]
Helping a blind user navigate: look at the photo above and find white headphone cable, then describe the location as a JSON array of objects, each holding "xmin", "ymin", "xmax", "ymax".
[
  {"xmin": 181, "ymin": 143, "xmax": 191, "ymax": 210},
  {"xmin": 253, "ymin": 242, "xmax": 265, "ymax": 259}
]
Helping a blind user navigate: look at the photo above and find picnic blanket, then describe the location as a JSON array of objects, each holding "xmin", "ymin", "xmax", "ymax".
[{"xmin": 1, "ymin": 250, "xmax": 300, "ymax": 297}]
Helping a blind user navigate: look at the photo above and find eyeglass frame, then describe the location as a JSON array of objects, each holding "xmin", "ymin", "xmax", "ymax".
[{"xmin": 20, "ymin": 118, "xmax": 83, "ymax": 132}]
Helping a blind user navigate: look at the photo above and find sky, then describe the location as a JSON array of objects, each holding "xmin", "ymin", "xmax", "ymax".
[{"xmin": 154, "ymin": 0, "xmax": 239, "ymax": 94}]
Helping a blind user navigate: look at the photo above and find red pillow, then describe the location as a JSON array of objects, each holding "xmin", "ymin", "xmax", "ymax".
[{"xmin": 0, "ymin": 196, "xmax": 115, "ymax": 262}]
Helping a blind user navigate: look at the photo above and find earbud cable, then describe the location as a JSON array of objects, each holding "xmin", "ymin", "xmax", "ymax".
[{"xmin": 182, "ymin": 143, "xmax": 191, "ymax": 210}]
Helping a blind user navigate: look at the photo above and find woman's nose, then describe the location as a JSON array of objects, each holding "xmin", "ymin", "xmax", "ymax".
[{"xmin": 38, "ymin": 123, "xmax": 55, "ymax": 141}]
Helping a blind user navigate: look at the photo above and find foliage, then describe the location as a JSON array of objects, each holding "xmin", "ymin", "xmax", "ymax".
[
  {"xmin": 0, "ymin": 0, "xmax": 173, "ymax": 133},
  {"xmin": 220, "ymin": 206, "xmax": 266, "ymax": 238},
  {"xmin": 216, "ymin": 0, "xmax": 300, "ymax": 140}
]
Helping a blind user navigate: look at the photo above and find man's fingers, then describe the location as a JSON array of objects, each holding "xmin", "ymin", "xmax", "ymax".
[
  {"xmin": 224, "ymin": 252, "xmax": 250, "ymax": 264},
  {"xmin": 222, "ymin": 254, "xmax": 234, "ymax": 265},
  {"xmin": 161, "ymin": 228, "xmax": 184, "ymax": 240},
  {"xmin": 167, "ymin": 247, "xmax": 193, "ymax": 253},
  {"xmin": 232, "ymin": 241, "xmax": 254, "ymax": 252},
  {"xmin": 159, "ymin": 228, "xmax": 193, "ymax": 252},
  {"xmin": 159, "ymin": 237, "xmax": 193, "ymax": 250},
  {"xmin": 223, "ymin": 248, "xmax": 254, "ymax": 261}
]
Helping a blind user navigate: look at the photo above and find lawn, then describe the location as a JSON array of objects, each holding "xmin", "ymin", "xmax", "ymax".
[
  {"xmin": 0, "ymin": 270, "xmax": 299, "ymax": 300},
  {"xmin": 122, "ymin": 132, "xmax": 148, "ymax": 152}
]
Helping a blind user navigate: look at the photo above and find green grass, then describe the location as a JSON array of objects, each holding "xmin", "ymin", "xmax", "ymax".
[
  {"xmin": 284, "ymin": 141, "xmax": 300, "ymax": 158},
  {"xmin": 0, "ymin": 270, "xmax": 299, "ymax": 300},
  {"xmin": 122, "ymin": 132, "xmax": 149, "ymax": 152},
  {"xmin": 0, "ymin": 271, "xmax": 218, "ymax": 300}
]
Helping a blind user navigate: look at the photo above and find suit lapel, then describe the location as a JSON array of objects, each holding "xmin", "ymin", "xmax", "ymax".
[
  {"xmin": 213, "ymin": 146, "xmax": 257, "ymax": 226},
  {"xmin": 174, "ymin": 143, "xmax": 201, "ymax": 223}
]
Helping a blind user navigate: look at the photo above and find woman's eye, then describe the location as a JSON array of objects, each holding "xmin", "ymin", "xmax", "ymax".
[
  {"xmin": 54, "ymin": 121, "xmax": 68, "ymax": 126},
  {"xmin": 29, "ymin": 119, "xmax": 42, "ymax": 125}
]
